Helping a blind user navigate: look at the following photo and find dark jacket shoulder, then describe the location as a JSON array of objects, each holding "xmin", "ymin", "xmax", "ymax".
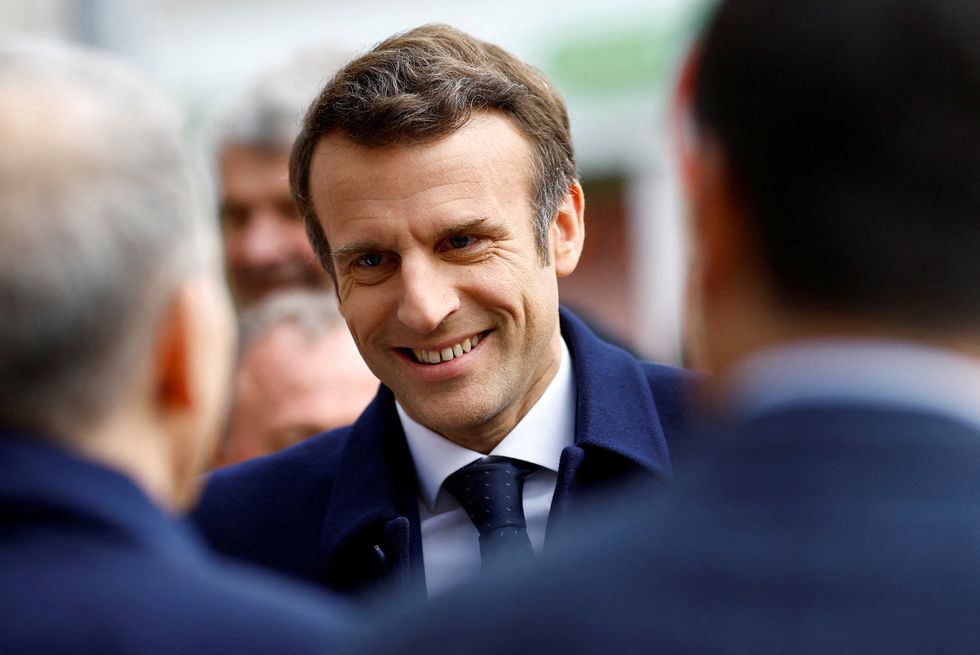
[
  {"xmin": 195, "ymin": 425, "xmax": 353, "ymax": 580},
  {"xmin": 0, "ymin": 434, "xmax": 352, "ymax": 655}
]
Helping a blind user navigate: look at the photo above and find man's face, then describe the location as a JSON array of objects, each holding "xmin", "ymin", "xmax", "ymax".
[
  {"xmin": 219, "ymin": 145, "xmax": 330, "ymax": 307},
  {"xmin": 309, "ymin": 113, "xmax": 583, "ymax": 452},
  {"xmin": 220, "ymin": 322, "xmax": 378, "ymax": 466}
]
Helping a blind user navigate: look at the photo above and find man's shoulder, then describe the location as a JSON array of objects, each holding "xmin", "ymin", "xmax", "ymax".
[
  {"xmin": 638, "ymin": 359, "xmax": 698, "ymax": 395},
  {"xmin": 144, "ymin": 553, "xmax": 354, "ymax": 653},
  {"xmin": 0, "ymin": 526, "xmax": 351, "ymax": 654},
  {"xmin": 698, "ymin": 402, "xmax": 980, "ymax": 499},
  {"xmin": 191, "ymin": 426, "xmax": 354, "ymax": 577},
  {"xmin": 206, "ymin": 426, "xmax": 353, "ymax": 499},
  {"xmin": 351, "ymin": 407, "xmax": 980, "ymax": 655},
  {"xmin": 559, "ymin": 306, "xmax": 702, "ymax": 466},
  {"xmin": 619, "ymin": 356, "xmax": 699, "ymax": 451},
  {"xmin": 559, "ymin": 305, "xmax": 698, "ymax": 392}
]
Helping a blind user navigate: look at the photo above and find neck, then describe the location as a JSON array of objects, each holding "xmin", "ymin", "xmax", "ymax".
[
  {"xmin": 74, "ymin": 411, "xmax": 181, "ymax": 514},
  {"xmin": 698, "ymin": 305, "xmax": 978, "ymax": 418},
  {"xmin": 440, "ymin": 332, "xmax": 564, "ymax": 455},
  {"xmin": 709, "ymin": 305, "xmax": 980, "ymax": 377}
]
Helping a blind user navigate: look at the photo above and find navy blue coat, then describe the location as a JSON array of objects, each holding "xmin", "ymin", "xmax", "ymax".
[
  {"xmin": 349, "ymin": 401, "xmax": 980, "ymax": 653},
  {"xmin": 0, "ymin": 433, "xmax": 353, "ymax": 655},
  {"xmin": 193, "ymin": 308, "xmax": 698, "ymax": 601}
]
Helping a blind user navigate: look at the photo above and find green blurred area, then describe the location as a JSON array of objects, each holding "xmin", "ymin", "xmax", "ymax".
[{"xmin": 544, "ymin": 0, "xmax": 713, "ymax": 99}]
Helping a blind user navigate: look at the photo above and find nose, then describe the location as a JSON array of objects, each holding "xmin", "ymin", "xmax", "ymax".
[
  {"xmin": 396, "ymin": 255, "xmax": 460, "ymax": 334},
  {"xmin": 236, "ymin": 210, "xmax": 292, "ymax": 268}
]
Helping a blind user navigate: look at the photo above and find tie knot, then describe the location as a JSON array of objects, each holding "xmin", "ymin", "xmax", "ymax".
[{"xmin": 443, "ymin": 456, "xmax": 538, "ymax": 536}]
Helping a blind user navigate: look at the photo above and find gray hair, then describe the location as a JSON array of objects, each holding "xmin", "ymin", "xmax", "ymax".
[
  {"xmin": 216, "ymin": 47, "xmax": 351, "ymax": 153},
  {"xmin": 0, "ymin": 38, "xmax": 219, "ymax": 437},
  {"xmin": 237, "ymin": 290, "xmax": 346, "ymax": 359}
]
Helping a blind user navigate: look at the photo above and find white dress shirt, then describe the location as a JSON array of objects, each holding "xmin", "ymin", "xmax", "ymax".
[
  {"xmin": 722, "ymin": 339, "xmax": 980, "ymax": 430},
  {"xmin": 397, "ymin": 339, "xmax": 576, "ymax": 596}
]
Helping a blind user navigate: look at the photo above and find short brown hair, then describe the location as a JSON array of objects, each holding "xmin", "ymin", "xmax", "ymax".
[{"xmin": 290, "ymin": 24, "xmax": 577, "ymax": 280}]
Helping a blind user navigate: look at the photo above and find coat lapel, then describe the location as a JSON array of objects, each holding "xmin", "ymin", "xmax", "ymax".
[{"xmin": 316, "ymin": 386, "xmax": 426, "ymax": 599}]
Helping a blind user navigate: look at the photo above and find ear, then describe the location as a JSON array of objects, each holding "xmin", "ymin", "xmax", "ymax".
[
  {"xmin": 551, "ymin": 181, "xmax": 586, "ymax": 278},
  {"xmin": 691, "ymin": 138, "xmax": 752, "ymax": 303},
  {"xmin": 673, "ymin": 43, "xmax": 702, "ymax": 200},
  {"xmin": 683, "ymin": 139, "xmax": 747, "ymax": 375},
  {"xmin": 155, "ymin": 287, "xmax": 194, "ymax": 412}
]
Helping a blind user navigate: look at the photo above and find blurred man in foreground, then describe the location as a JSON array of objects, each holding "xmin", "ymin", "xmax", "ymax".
[
  {"xmin": 0, "ymin": 39, "xmax": 349, "ymax": 654},
  {"xmin": 217, "ymin": 49, "xmax": 347, "ymax": 307},
  {"xmin": 350, "ymin": 0, "xmax": 980, "ymax": 651},
  {"xmin": 217, "ymin": 290, "xmax": 378, "ymax": 466},
  {"xmin": 194, "ymin": 24, "xmax": 697, "ymax": 602}
]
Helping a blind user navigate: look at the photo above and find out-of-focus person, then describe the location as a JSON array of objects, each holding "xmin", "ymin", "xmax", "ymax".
[
  {"xmin": 0, "ymin": 38, "xmax": 350, "ymax": 654},
  {"xmin": 217, "ymin": 290, "xmax": 378, "ymax": 467},
  {"xmin": 193, "ymin": 24, "xmax": 698, "ymax": 603},
  {"xmin": 216, "ymin": 49, "xmax": 348, "ymax": 307},
  {"xmin": 347, "ymin": 0, "xmax": 980, "ymax": 651}
]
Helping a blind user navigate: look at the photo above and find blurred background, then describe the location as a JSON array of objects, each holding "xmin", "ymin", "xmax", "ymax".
[{"xmin": 1, "ymin": 0, "xmax": 710, "ymax": 365}]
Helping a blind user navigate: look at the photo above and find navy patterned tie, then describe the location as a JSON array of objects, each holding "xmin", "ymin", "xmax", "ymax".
[{"xmin": 443, "ymin": 456, "xmax": 539, "ymax": 572}]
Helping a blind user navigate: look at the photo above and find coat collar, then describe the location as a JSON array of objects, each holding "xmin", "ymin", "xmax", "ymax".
[{"xmin": 559, "ymin": 307, "xmax": 673, "ymax": 479}]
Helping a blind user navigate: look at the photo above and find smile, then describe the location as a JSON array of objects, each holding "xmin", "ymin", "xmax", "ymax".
[{"xmin": 410, "ymin": 333, "xmax": 482, "ymax": 365}]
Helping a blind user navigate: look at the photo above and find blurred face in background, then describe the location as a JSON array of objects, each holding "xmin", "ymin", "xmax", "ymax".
[
  {"xmin": 218, "ymin": 320, "xmax": 378, "ymax": 466},
  {"xmin": 219, "ymin": 145, "xmax": 331, "ymax": 307}
]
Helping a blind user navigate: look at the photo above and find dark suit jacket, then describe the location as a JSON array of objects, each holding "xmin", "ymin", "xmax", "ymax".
[
  {"xmin": 0, "ymin": 433, "xmax": 352, "ymax": 655},
  {"xmin": 349, "ymin": 401, "xmax": 980, "ymax": 653},
  {"xmin": 193, "ymin": 308, "xmax": 698, "ymax": 601}
]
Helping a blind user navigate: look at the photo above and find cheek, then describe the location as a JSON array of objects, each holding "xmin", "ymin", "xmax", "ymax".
[
  {"xmin": 289, "ymin": 225, "xmax": 316, "ymax": 256},
  {"xmin": 339, "ymin": 294, "xmax": 385, "ymax": 345},
  {"xmin": 222, "ymin": 233, "xmax": 245, "ymax": 264},
  {"xmin": 465, "ymin": 259, "xmax": 547, "ymax": 316}
]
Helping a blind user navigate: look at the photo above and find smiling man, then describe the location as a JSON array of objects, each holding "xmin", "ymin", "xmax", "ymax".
[{"xmin": 194, "ymin": 24, "xmax": 697, "ymax": 600}]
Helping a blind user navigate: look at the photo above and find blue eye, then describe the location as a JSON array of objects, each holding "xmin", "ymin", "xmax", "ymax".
[
  {"xmin": 448, "ymin": 235, "xmax": 475, "ymax": 249},
  {"xmin": 357, "ymin": 253, "xmax": 384, "ymax": 267}
]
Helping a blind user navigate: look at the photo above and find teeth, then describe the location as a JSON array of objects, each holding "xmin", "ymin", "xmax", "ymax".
[{"xmin": 412, "ymin": 333, "xmax": 482, "ymax": 364}]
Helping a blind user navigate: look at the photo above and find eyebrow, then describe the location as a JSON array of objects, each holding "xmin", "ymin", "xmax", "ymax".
[
  {"xmin": 439, "ymin": 217, "xmax": 513, "ymax": 244},
  {"xmin": 331, "ymin": 240, "xmax": 384, "ymax": 263},
  {"xmin": 437, "ymin": 217, "xmax": 496, "ymax": 240},
  {"xmin": 330, "ymin": 217, "xmax": 505, "ymax": 262}
]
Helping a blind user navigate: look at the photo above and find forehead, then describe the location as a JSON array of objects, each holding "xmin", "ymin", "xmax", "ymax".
[
  {"xmin": 307, "ymin": 113, "xmax": 535, "ymax": 237},
  {"xmin": 220, "ymin": 145, "xmax": 291, "ymax": 191},
  {"xmin": 240, "ymin": 324, "xmax": 353, "ymax": 396},
  {"xmin": 232, "ymin": 327, "xmax": 351, "ymax": 434}
]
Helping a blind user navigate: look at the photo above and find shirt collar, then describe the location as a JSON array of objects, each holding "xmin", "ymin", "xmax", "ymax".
[
  {"xmin": 722, "ymin": 339, "xmax": 980, "ymax": 429},
  {"xmin": 398, "ymin": 338, "xmax": 576, "ymax": 512}
]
